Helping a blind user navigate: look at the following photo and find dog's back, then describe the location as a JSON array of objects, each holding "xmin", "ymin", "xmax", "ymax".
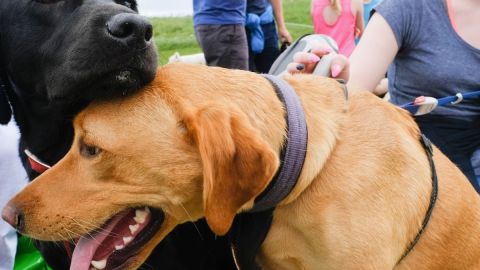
[{"xmin": 260, "ymin": 75, "xmax": 480, "ymax": 269}]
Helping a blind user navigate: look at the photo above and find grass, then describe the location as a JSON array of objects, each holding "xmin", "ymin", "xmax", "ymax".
[{"xmin": 150, "ymin": 0, "xmax": 312, "ymax": 65}]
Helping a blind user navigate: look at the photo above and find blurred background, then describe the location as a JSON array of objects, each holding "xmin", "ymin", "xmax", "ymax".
[{"xmin": 138, "ymin": 0, "xmax": 312, "ymax": 65}]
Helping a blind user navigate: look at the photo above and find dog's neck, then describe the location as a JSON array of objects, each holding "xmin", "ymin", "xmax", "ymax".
[
  {"xmin": 4, "ymin": 75, "xmax": 80, "ymax": 166},
  {"xmin": 249, "ymin": 75, "xmax": 309, "ymax": 212},
  {"xmin": 225, "ymin": 74, "xmax": 348, "ymax": 213},
  {"xmin": 226, "ymin": 75, "xmax": 349, "ymax": 269},
  {"xmin": 271, "ymin": 75, "xmax": 348, "ymax": 207}
]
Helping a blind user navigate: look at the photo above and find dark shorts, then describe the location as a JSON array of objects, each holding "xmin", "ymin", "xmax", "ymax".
[
  {"xmin": 415, "ymin": 115, "xmax": 480, "ymax": 192},
  {"xmin": 195, "ymin": 24, "xmax": 249, "ymax": 70}
]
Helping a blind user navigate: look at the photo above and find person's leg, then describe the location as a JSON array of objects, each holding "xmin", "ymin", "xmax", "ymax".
[
  {"xmin": 195, "ymin": 24, "xmax": 221, "ymax": 66},
  {"xmin": 195, "ymin": 24, "xmax": 249, "ymax": 70},
  {"xmin": 218, "ymin": 24, "xmax": 249, "ymax": 70},
  {"xmin": 470, "ymin": 148, "xmax": 480, "ymax": 187},
  {"xmin": 245, "ymin": 28, "xmax": 258, "ymax": 72},
  {"xmin": 253, "ymin": 22, "xmax": 280, "ymax": 73}
]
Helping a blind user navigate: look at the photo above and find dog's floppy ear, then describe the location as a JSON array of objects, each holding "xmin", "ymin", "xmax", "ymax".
[{"xmin": 186, "ymin": 105, "xmax": 279, "ymax": 235}]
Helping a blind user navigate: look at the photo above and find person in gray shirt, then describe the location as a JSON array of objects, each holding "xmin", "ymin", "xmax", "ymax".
[{"xmin": 290, "ymin": 0, "xmax": 480, "ymax": 191}]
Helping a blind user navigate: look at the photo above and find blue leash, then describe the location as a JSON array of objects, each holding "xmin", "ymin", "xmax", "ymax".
[{"xmin": 401, "ymin": 90, "xmax": 480, "ymax": 116}]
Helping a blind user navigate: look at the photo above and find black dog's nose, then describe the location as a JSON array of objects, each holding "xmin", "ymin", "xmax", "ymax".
[
  {"xmin": 2, "ymin": 205, "xmax": 24, "ymax": 231},
  {"xmin": 107, "ymin": 13, "xmax": 153, "ymax": 47}
]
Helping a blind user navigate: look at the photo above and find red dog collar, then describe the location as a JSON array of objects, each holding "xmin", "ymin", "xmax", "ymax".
[{"xmin": 24, "ymin": 149, "xmax": 51, "ymax": 174}]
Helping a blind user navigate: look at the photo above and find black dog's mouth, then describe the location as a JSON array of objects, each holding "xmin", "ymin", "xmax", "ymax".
[
  {"xmin": 88, "ymin": 68, "xmax": 146, "ymax": 99},
  {"xmin": 51, "ymin": 67, "xmax": 154, "ymax": 104},
  {"xmin": 48, "ymin": 42, "xmax": 158, "ymax": 105},
  {"xmin": 70, "ymin": 207, "xmax": 164, "ymax": 270}
]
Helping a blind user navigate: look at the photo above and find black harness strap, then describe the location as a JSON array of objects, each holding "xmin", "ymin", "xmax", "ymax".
[
  {"xmin": 397, "ymin": 134, "xmax": 439, "ymax": 264},
  {"xmin": 228, "ymin": 210, "xmax": 273, "ymax": 270}
]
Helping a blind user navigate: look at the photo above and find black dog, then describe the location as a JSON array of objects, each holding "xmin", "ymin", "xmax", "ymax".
[
  {"xmin": 0, "ymin": 0, "xmax": 157, "ymax": 167},
  {"xmin": 0, "ymin": 0, "xmax": 234, "ymax": 269}
]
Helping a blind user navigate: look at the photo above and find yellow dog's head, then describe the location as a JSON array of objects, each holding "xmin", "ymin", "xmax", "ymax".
[{"xmin": 2, "ymin": 63, "xmax": 288, "ymax": 270}]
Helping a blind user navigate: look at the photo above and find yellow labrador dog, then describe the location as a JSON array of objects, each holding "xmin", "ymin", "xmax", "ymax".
[{"xmin": 3, "ymin": 63, "xmax": 480, "ymax": 270}]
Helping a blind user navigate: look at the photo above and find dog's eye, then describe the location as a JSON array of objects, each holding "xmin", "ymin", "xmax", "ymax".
[{"xmin": 80, "ymin": 143, "xmax": 102, "ymax": 158}]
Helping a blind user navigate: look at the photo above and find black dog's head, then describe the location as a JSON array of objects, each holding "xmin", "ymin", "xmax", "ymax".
[{"xmin": 0, "ymin": 0, "xmax": 157, "ymax": 112}]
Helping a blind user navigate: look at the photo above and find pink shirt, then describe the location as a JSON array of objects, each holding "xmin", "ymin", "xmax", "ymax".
[{"xmin": 311, "ymin": 0, "xmax": 356, "ymax": 56}]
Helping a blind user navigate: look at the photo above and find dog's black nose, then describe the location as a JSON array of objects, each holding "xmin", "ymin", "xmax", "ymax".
[
  {"xmin": 2, "ymin": 205, "xmax": 24, "ymax": 231},
  {"xmin": 106, "ymin": 14, "xmax": 153, "ymax": 47}
]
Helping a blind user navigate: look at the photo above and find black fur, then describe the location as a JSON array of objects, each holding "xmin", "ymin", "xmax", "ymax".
[
  {"xmin": 0, "ymin": 77, "xmax": 12, "ymax": 124},
  {"xmin": 0, "ymin": 0, "xmax": 234, "ymax": 269},
  {"xmin": 0, "ymin": 0, "xmax": 157, "ymax": 165}
]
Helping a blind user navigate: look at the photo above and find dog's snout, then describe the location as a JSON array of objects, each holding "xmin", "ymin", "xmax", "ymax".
[
  {"xmin": 2, "ymin": 205, "xmax": 24, "ymax": 231},
  {"xmin": 106, "ymin": 14, "xmax": 153, "ymax": 47}
]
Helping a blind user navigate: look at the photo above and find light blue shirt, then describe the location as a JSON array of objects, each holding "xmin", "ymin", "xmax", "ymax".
[
  {"xmin": 193, "ymin": 0, "xmax": 246, "ymax": 26},
  {"xmin": 363, "ymin": 0, "xmax": 383, "ymax": 26}
]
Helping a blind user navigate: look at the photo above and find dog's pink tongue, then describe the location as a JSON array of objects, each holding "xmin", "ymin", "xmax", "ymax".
[{"xmin": 69, "ymin": 210, "xmax": 131, "ymax": 270}]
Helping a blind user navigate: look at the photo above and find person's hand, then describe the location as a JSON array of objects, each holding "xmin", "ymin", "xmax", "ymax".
[
  {"xmin": 278, "ymin": 26, "xmax": 293, "ymax": 44},
  {"xmin": 286, "ymin": 45, "xmax": 350, "ymax": 81},
  {"xmin": 355, "ymin": 27, "xmax": 362, "ymax": 38}
]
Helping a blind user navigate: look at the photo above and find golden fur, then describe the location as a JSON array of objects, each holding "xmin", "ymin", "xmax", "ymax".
[{"xmin": 6, "ymin": 63, "xmax": 480, "ymax": 269}]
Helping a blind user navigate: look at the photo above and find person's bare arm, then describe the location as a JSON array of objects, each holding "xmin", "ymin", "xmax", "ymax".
[
  {"xmin": 270, "ymin": 0, "xmax": 293, "ymax": 43},
  {"xmin": 354, "ymin": 0, "xmax": 365, "ymax": 37},
  {"xmin": 287, "ymin": 13, "xmax": 398, "ymax": 90},
  {"xmin": 348, "ymin": 12, "xmax": 398, "ymax": 91}
]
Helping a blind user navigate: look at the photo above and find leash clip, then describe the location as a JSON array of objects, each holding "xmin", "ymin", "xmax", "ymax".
[{"xmin": 450, "ymin": 93, "xmax": 463, "ymax": 105}]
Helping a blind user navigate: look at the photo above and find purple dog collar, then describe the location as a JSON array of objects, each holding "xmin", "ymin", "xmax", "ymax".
[{"xmin": 251, "ymin": 75, "xmax": 308, "ymax": 212}]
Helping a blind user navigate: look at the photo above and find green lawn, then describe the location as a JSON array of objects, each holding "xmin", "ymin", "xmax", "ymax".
[{"xmin": 150, "ymin": 0, "xmax": 312, "ymax": 65}]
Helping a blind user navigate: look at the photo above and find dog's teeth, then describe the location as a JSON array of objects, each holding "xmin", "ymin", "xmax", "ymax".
[
  {"xmin": 134, "ymin": 209, "xmax": 148, "ymax": 224},
  {"xmin": 115, "ymin": 244, "xmax": 125, "ymax": 250},
  {"xmin": 129, "ymin": 224, "xmax": 139, "ymax": 234},
  {"xmin": 91, "ymin": 259, "xmax": 107, "ymax": 269},
  {"xmin": 123, "ymin": 236, "xmax": 133, "ymax": 245},
  {"xmin": 144, "ymin": 206, "xmax": 150, "ymax": 213},
  {"xmin": 133, "ymin": 216, "xmax": 145, "ymax": 224}
]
